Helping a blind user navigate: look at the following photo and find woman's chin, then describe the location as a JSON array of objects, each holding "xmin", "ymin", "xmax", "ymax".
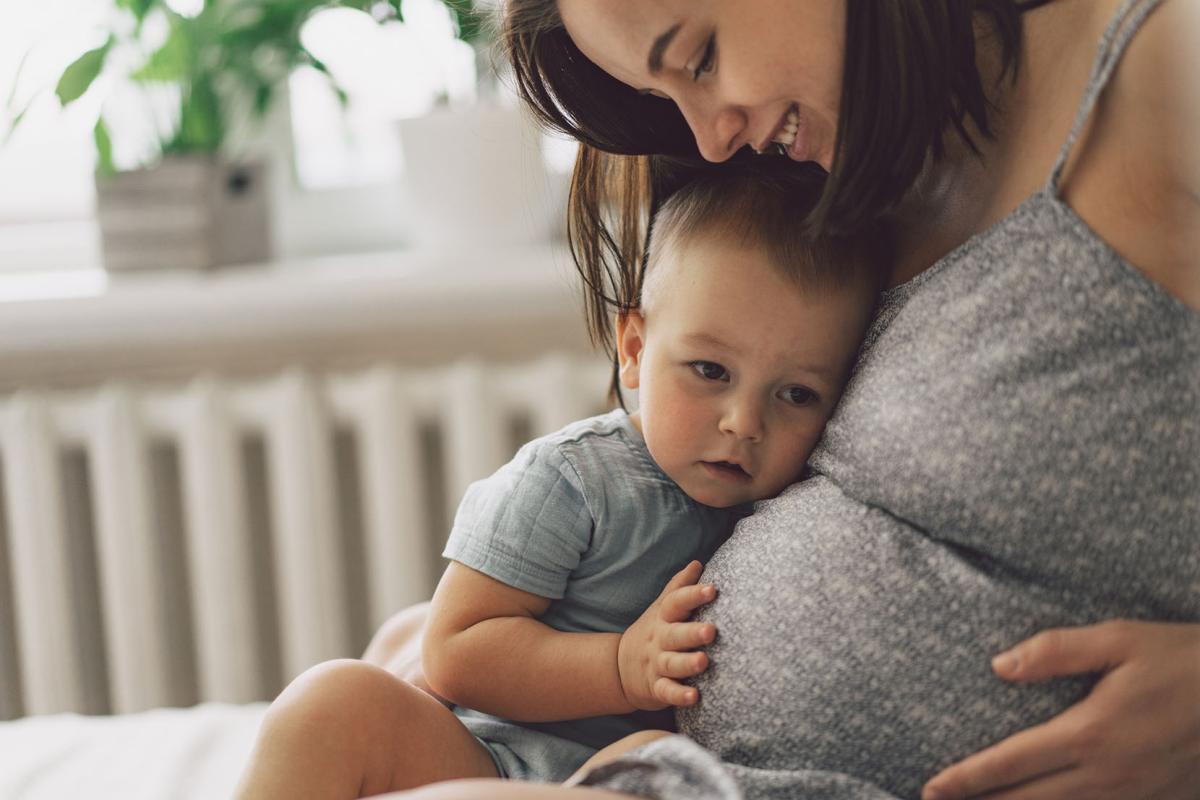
[{"xmin": 778, "ymin": 136, "xmax": 832, "ymax": 173}]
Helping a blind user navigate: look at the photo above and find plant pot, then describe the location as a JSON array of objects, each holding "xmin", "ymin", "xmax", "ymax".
[
  {"xmin": 95, "ymin": 155, "xmax": 272, "ymax": 272},
  {"xmin": 397, "ymin": 104, "xmax": 564, "ymax": 248}
]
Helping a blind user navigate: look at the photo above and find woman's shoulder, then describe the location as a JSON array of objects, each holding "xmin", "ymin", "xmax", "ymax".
[{"xmin": 1056, "ymin": 0, "xmax": 1200, "ymax": 309}]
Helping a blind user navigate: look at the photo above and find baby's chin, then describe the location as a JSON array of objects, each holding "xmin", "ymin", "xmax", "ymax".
[{"xmin": 680, "ymin": 474, "xmax": 797, "ymax": 509}]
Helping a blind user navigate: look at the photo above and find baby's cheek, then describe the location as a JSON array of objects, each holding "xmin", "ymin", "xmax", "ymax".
[
  {"xmin": 642, "ymin": 403, "xmax": 703, "ymax": 475},
  {"xmin": 760, "ymin": 431, "xmax": 822, "ymax": 494}
]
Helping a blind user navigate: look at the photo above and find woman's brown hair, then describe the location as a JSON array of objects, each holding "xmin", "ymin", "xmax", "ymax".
[{"xmin": 500, "ymin": 0, "xmax": 1050, "ymax": 355}]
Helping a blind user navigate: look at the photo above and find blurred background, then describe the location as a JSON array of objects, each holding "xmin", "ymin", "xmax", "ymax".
[
  {"xmin": 0, "ymin": 0, "xmax": 581, "ymax": 276},
  {"xmin": 0, "ymin": 0, "xmax": 611, "ymax": 738}
]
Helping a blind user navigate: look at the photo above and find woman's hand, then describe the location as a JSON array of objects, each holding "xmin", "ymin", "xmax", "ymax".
[
  {"xmin": 922, "ymin": 620, "xmax": 1200, "ymax": 800},
  {"xmin": 617, "ymin": 560, "xmax": 718, "ymax": 710}
]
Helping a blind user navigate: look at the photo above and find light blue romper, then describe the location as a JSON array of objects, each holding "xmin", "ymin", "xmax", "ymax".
[{"xmin": 443, "ymin": 409, "xmax": 751, "ymax": 782}]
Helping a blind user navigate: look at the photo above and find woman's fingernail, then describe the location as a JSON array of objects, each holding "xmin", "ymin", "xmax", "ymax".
[{"xmin": 992, "ymin": 652, "xmax": 1019, "ymax": 673}]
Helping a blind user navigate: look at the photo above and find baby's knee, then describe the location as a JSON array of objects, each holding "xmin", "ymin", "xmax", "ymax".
[{"xmin": 263, "ymin": 659, "xmax": 402, "ymax": 739}]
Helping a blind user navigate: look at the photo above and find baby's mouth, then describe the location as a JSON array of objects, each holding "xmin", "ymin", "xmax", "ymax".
[{"xmin": 702, "ymin": 460, "xmax": 752, "ymax": 482}]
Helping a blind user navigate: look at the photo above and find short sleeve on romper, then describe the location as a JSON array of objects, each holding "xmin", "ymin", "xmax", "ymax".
[{"xmin": 443, "ymin": 440, "xmax": 594, "ymax": 599}]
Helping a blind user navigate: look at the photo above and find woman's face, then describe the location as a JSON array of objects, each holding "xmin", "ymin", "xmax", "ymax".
[{"xmin": 557, "ymin": 0, "xmax": 845, "ymax": 169}]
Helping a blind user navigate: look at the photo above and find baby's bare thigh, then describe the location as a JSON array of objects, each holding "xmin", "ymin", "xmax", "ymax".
[{"xmin": 284, "ymin": 659, "xmax": 498, "ymax": 792}]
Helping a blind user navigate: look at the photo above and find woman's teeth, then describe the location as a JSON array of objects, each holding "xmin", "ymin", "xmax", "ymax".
[{"xmin": 773, "ymin": 106, "xmax": 800, "ymax": 148}]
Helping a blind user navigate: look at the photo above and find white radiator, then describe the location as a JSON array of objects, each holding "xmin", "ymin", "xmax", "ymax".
[{"xmin": 0, "ymin": 355, "xmax": 610, "ymax": 720}]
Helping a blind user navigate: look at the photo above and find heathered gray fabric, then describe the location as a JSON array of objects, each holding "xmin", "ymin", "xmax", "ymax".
[{"xmin": 579, "ymin": 1, "xmax": 1198, "ymax": 797}]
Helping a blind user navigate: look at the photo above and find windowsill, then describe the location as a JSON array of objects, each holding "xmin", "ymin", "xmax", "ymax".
[
  {"xmin": 0, "ymin": 268, "xmax": 108, "ymax": 302},
  {"xmin": 0, "ymin": 241, "xmax": 595, "ymax": 391}
]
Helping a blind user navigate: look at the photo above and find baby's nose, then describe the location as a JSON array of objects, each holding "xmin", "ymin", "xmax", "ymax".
[{"xmin": 719, "ymin": 400, "xmax": 764, "ymax": 442}]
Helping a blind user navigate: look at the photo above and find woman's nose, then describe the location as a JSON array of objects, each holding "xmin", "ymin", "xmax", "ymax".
[
  {"xmin": 719, "ymin": 397, "xmax": 765, "ymax": 442},
  {"xmin": 681, "ymin": 101, "xmax": 748, "ymax": 163}
]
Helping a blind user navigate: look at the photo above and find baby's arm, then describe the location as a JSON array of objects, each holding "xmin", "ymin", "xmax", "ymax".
[{"xmin": 423, "ymin": 560, "xmax": 716, "ymax": 722}]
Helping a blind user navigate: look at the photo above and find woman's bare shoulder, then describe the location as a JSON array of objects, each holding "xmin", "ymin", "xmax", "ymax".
[{"xmin": 1058, "ymin": 0, "xmax": 1200, "ymax": 308}]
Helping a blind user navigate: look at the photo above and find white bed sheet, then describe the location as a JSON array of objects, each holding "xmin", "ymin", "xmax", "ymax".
[{"xmin": 0, "ymin": 702, "xmax": 267, "ymax": 799}]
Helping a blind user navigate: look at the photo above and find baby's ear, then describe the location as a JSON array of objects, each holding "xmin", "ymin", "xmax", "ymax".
[{"xmin": 615, "ymin": 310, "xmax": 646, "ymax": 390}]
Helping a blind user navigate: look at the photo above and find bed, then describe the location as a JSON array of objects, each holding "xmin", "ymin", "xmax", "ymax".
[{"xmin": 0, "ymin": 703, "xmax": 266, "ymax": 799}]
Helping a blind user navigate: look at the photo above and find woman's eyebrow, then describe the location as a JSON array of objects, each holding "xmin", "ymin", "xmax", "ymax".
[{"xmin": 648, "ymin": 23, "xmax": 683, "ymax": 74}]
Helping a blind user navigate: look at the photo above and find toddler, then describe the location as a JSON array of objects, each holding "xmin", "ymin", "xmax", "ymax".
[{"xmin": 235, "ymin": 170, "xmax": 885, "ymax": 798}]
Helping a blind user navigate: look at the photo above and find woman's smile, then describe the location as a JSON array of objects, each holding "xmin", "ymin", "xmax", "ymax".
[
  {"xmin": 759, "ymin": 103, "xmax": 816, "ymax": 162},
  {"xmin": 557, "ymin": 0, "xmax": 845, "ymax": 169}
]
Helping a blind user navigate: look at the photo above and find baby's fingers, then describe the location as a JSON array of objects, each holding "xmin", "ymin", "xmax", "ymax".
[
  {"xmin": 657, "ymin": 650, "xmax": 709, "ymax": 679},
  {"xmin": 659, "ymin": 583, "xmax": 717, "ymax": 623},
  {"xmin": 660, "ymin": 560, "xmax": 704, "ymax": 595},
  {"xmin": 665, "ymin": 621, "xmax": 717, "ymax": 651},
  {"xmin": 653, "ymin": 676, "xmax": 699, "ymax": 707}
]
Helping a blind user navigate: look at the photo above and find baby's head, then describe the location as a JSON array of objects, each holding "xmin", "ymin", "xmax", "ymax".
[{"xmin": 617, "ymin": 170, "xmax": 886, "ymax": 508}]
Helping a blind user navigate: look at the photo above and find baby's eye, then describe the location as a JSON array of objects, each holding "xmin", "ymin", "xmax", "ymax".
[
  {"xmin": 690, "ymin": 361, "xmax": 729, "ymax": 382},
  {"xmin": 780, "ymin": 386, "xmax": 819, "ymax": 407}
]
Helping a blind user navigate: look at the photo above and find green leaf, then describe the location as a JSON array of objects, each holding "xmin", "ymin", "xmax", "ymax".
[
  {"xmin": 55, "ymin": 37, "xmax": 114, "ymax": 106},
  {"xmin": 115, "ymin": 0, "xmax": 157, "ymax": 23},
  {"xmin": 443, "ymin": 0, "xmax": 484, "ymax": 44},
  {"xmin": 94, "ymin": 118, "xmax": 115, "ymax": 177},
  {"xmin": 300, "ymin": 47, "xmax": 331, "ymax": 76},
  {"xmin": 253, "ymin": 84, "xmax": 273, "ymax": 116},
  {"xmin": 1, "ymin": 103, "xmax": 32, "ymax": 148},
  {"xmin": 297, "ymin": 46, "xmax": 350, "ymax": 109},
  {"xmin": 374, "ymin": 0, "xmax": 404, "ymax": 22},
  {"xmin": 131, "ymin": 21, "xmax": 189, "ymax": 83},
  {"xmin": 5, "ymin": 48, "xmax": 33, "ymax": 112},
  {"xmin": 177, "ymin": 74, "xmax": 222, "ymax": 152}
]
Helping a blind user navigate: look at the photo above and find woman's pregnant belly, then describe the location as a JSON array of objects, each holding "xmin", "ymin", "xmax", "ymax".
[{"xmin": 678, "ymin": 477, "xmax": 1100, "ymax": 799}]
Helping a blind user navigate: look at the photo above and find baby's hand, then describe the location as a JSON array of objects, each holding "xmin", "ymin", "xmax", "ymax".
[{"xmin": 617, "ymin": 560, "xmax": 718, "ymax": 711}]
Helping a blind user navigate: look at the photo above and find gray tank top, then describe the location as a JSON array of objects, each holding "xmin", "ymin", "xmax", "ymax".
[{"xmin": 579, "ymin": 1, "xmax": 1199, "ymax": 797}]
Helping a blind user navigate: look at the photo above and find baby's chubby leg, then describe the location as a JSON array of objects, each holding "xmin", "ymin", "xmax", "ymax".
[{"xmin": 234, "ymin": 659, "xmax": 497, "ymax": 799}]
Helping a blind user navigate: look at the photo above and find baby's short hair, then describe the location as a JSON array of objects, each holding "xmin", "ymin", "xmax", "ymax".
[{"xmin": 641, "ymin": 168, "xmax": 889, "ymax": 313}]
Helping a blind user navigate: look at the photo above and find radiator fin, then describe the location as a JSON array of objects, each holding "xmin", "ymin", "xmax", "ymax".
[{"xmin": 0, "ymin": 356, "xmax": 609, "ymax": 717}]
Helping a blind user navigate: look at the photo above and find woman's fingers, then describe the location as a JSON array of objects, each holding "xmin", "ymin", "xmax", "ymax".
[
  {"xmin": 992, "ymin": 620, "xmax": 1132, "ymax": 683},
  {"xmin": 657, "ymin": 650, "xmax": 709, "ymax": 679},
  {"xmin": 935, "ymin": 621, "xmax": 1200, "ymax": 800},
  {"xmin": 659, "ymin": 583, "xmax": 717, "ymax": 622},
  {"xmin": 921, "ymin": 716, "xmax": 1078, "ymax": 799},
  {"xmin": 653, "ymin": 676, "xmax": 699, "ymax": 707},
  {"xmin": 929, "ymin": 764, "xmax": 1088, "ymax": 800}
]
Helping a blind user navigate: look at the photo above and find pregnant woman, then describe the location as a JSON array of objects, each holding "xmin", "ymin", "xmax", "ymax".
[{"xmin": 371, "ymin": 0, "xmax": 1199, "ymax": 797}]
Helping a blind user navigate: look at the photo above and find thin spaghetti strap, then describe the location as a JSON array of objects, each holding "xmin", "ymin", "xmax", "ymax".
[{"xmin": 1045, "ymin": 0, "xmax": 1166, "ymax": 193}]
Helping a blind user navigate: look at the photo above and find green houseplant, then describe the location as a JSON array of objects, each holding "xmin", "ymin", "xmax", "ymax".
[
  {"xmin": 13, "ymin": 0, "xmax": 486, "ymax": 270},
  {"xmin": 46, "ymin": 0, "xmax": 485, "ymax": 175}
]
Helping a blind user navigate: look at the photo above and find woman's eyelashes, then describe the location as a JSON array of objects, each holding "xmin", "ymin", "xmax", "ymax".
[{"xmin": 691, "ymin": 35, "xmax": 716, "ymax": 81}]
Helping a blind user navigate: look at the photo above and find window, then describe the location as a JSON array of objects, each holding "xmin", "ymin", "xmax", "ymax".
[
  {"xmin": 0, "ymin": 0, "xmax": 108, "ymax": 272},
  {"xmin": 290, "ymin": 0, "xmax": 477, "ymax": 189},
  {"xmin": 0, "ymin": 0, "xmax": 553, "ymax": 279}
]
